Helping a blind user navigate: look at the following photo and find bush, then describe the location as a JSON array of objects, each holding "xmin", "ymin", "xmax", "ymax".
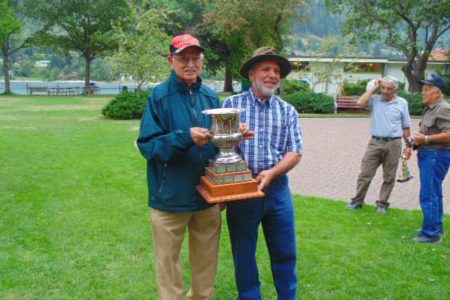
[
  {"xmin": 102, "ymin": 89, "xmax": 152, "ymax": 120},
  {"xmin": 283, "ymin": 79, "xmax": 311, "ymax": 95},
  {"xmin": 283, "ymin": 90, "xmax": 335, "ymax": 114},
  {"xmin": 398, "ymin": 91, "xmax": 424, "ymax": 116},
  {"xmin": 342, "ymin": 79, "xmax": 370, "ymax": 96}
]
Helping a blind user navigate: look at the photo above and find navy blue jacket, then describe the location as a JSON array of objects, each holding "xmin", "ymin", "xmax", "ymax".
[{"xmin": 137, "ymin": 71, "xmax": 219, "ymax": 212}]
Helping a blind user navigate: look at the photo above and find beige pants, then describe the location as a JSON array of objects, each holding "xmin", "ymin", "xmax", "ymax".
[
  {"xmin": 351, "ymin": 138, "xmax": 402, "ymax": 206},
  {"xmin": 151, "ymin": 205, "xmax": 221, "ymax": 300}
]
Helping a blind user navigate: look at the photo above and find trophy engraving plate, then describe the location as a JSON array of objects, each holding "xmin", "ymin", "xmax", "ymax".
[{"xmin": 196, "ymin": 108, "xmax": 264, "ymax": 203}]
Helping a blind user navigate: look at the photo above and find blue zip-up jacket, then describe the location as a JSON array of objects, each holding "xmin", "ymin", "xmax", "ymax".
[{"xmin": 137, "ymin": 71, "xmax": 219, "ymax": 212}]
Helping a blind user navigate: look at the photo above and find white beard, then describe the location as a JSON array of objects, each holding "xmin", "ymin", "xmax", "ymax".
[{"xmin": 254, "ymin": 78, "xmax": 280, "ymax": 98}]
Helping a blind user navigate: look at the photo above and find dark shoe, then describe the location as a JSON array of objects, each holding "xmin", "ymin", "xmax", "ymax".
[
  {"xmin": 413, "ymin": 235, "xmax": 442, "ymax": 244},
  {"xmin": 376, "ymin": 205, "xmax": 387, "ymax": 213},
  {"xmin": 347, "ymin": 203, "xmax": 363, "ymax": 209}
]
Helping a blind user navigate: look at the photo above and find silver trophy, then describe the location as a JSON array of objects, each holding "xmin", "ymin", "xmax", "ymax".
[
  {"xmin": 202, "ymin": 108, "xmax": 245, "ymax": 164},
  {"xmin": 197, "ymin": 108, "xmax": 264, "ymax": 203}
]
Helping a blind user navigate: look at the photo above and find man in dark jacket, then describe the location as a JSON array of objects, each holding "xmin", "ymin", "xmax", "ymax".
[{"xmin": 137, "ymin": 34, "xmax": 221, "ymax": 300}]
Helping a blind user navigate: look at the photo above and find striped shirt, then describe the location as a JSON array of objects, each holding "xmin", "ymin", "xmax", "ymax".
[{"xmin": 222, "ymin": 89, "xmax": 303, "ymax": 175}]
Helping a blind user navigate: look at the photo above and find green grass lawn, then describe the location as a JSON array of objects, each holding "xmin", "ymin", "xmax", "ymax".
[{"xmin": 1, "ymin": 95, "xmax": 448, "ymax": 299}]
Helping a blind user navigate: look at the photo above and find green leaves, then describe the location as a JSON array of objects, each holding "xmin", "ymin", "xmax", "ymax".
[
  {"xmin": 0, "ymin": 0, "xmax": 22, "ymax": 42},
  {"xmin": 111, "ymin": 1, "xmax": 171, "ymax": 91}
]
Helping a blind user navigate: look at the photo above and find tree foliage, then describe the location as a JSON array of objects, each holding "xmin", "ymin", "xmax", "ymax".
[
  {"xmin": 0, "ymin": 0, "xmax": 24, "ymax": 94},
  {"xmin": 112, "ymin": 0, "xmax": 170, "ymax": 93},
  {"xmin": 30, "ymin": 0, "xmax": 129, "ymax": 89},
  {"xmin": 325, "ymin": 0, "xmax": 450, "ymax": 92},
  {"xmin": 203, "ymin": 0, "xmax": 304, "ymax": 91}
]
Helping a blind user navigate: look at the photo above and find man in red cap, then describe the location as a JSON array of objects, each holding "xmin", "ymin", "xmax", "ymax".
[{"xmin": 137, "ymin": 34, "xmax": 221, "ymax": 300}]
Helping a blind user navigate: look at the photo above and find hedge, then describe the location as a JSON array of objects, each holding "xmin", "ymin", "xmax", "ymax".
[
  {"xmin": 398, "ymin": 91, "xmax": 424, "ymax": 116},
  {"xmin": 102, "ymin": 89, "xmax": 152, "ymax": 120},
  {"xmin": 283, "ymin": 91, "xmax": 335, "ymax": 114}
]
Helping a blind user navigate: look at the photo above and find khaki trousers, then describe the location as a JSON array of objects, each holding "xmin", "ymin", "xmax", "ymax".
[
  {"xmin": 351, "ymin": 138, "xmax": 402, "ymax": 207},
  {"xmin": 151, "ymin": 205, "xmax": 221, "ymax": 300}
]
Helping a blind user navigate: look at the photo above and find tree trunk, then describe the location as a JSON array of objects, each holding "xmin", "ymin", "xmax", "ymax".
[
  {"xmin": 224, "ymin": 63, "xmax": 234, "ymax": 93},
  {"xmin": 84, "ymin": 56, "xmax": 92, "ymax": 95},
  {"xmin": 402, "ymin": 56, "xmax": 427, "ymax": 93},
  {"xmin": 2, "ymin": 41, "xmax": 12, "ymax": 94}
]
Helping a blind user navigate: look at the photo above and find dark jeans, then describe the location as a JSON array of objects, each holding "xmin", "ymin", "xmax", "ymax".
[
  {"xmin": 226, "ymin": 175, "xmax": 297, "ymax": 300},
  {"xmin": 418, "ymin": 149, "xmax": 450, "ymax": 238}
]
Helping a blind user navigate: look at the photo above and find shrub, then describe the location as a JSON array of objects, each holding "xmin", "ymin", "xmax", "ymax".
[
  {"xmin": 283, "ymin": 79, "xmax": 311, "ymax": 95},
  {"xmin": 398, "ymin": 91, "xmax": 424, "ymax": 116},
  {"xmin": 283, "ymin": 91, "xmax": 335, "ymax": 114},
  {"xmin": 342, "ymin": 79, "xmax": 370, "ymax": 96},
  {"xmin": 102, "ymin": 89, "xmax": 152, "ymax": 120}
]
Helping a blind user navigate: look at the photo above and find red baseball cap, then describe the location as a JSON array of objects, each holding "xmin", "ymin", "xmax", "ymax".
[{"xmin": 170, "ymin": 34, "xmax": 204, "ymax": 54}]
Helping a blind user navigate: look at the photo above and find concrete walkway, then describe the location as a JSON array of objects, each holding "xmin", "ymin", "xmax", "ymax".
[{"xmin": 289, "ymin": 118, "xmax": 450, "ymax": 213}]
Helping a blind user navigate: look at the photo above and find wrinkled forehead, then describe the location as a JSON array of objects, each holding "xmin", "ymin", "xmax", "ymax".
[
  {"xmin": 380, "ymin": 81, "xmax": 396, "ymax": 89},
  {"xmin": 254, "ymin": 59, "xmax": 281, "ymax": 70},
  {"xmin": 423, "ymin": 84, "xmax": 441, "ymax": 92}
]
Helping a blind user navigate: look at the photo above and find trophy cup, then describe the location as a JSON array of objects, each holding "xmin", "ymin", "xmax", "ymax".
[
  {"xmin": 196, "ymin": 108, "xmax": 265, "ymax": 203},
  {"xmin": 397, "ymin": 154, "xmax": 413, "ymax": 183}
]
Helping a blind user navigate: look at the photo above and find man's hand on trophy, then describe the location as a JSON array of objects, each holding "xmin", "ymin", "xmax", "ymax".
[
  {"xmin": 239, "ymin": 123, "xmax": 255, "ymax": 140},
  {"xmin": 190, "ymin": 127, "xmax": 212, "ymax": 146},
  {"xmin": 255, "ymin": 169, "xmax": 274, "ymax": 191}
]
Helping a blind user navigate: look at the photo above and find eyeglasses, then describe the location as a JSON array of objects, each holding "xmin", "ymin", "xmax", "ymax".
[{"xmin": 173, "ymin": 55, "xmax": 203, "ymax": 64}]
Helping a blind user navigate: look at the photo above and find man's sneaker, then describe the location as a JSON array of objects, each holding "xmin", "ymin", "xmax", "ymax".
[
  {"xmin": 347, "ymin": 203, "xmax": 363, "ymax": 209},
  {"xmin": 376, "ymin": 205, "xmax": 387, "ymax": 213},
  {"xmin": 413, "ymin": 235, "xmax": 442, "ymax": 244}
]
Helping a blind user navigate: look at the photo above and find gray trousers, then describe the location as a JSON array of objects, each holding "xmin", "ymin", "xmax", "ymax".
[{"xmin": 351, "ymin": 138, "xmax": 402, "ymax": 207}]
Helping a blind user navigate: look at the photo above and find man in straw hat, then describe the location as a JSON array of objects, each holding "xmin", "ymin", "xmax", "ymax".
[
  {"xmin": 411, "ymin": 73, "xmax": 449, "ymax": 244},
  {"xmin": 137, "ymin": 34, "xmax": 221, "ymax": 300},
  {"xmin": 222, "ymin": 46, "xmax": 303, "ymax": 299}
]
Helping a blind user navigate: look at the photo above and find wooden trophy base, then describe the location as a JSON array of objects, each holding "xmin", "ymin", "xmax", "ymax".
[{"xmin": 197, "ymin": 176, "xmax": 264, "ymax": 203}]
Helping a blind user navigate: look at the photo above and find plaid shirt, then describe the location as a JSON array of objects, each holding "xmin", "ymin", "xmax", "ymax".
[{"xmin": 222, "ymin": 89, "xmax": 303, "ymax": 175}]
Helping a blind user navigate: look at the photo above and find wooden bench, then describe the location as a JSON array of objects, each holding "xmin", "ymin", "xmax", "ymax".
[
  {"xmin": 28, "ymin": 87, "xmax": 49, "ymax": 95},
  {"xmin": 336, "ymin": 96, "xmax": 368, "ymax": 113},
  {"xmin": 48, "ymin": 87, "xmax": 81, "ymax": 96}
]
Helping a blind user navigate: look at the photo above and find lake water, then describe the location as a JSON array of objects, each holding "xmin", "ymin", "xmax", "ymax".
[{"xmin": 0, "ymin": 81, "xmax": 242, "ymax": 95}]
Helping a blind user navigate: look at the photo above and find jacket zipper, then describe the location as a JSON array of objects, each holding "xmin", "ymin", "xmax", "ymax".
[
  {"xmin": 190, "ymin": 89, "xmax": 198, "ymax": 124},
  {"xmin": 190, "ymin": 89, "xmax": 204, "ymax": 164},
  {"xmin": 158, "ymin": 162, "xmax": 167, "ymax": 193}
]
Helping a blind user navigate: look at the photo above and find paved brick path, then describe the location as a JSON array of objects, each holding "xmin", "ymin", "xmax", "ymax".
[{"xmin": 289, "ymin": 118, "xmax": 450, "ymax": 213}]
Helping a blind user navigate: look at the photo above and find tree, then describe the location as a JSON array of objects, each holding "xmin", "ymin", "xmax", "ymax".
[
  {"xmin": 151, "ymin": 0, "xmax": 231, "ymax": 90},
  {"xmin": 0, "ymin": 0, "xmax": 24, "ymax": 94},
  {"xmin": 31, "ymin": 0, "xmax": 129, "ymax": 92},
  {"xmin": 325, "ymin": 0, "xmax": 450, "ymax": 92},
  {"xmin": 112, "ymin": 0, "xmax": 171, "ymax": 94},
  {"xmin": 203, "ymin": 0, "xmax": 304, "ymax": 92}
]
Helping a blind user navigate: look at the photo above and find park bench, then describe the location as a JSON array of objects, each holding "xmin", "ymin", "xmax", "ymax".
[
  {"xmin": 47, "ymin": 87, "xmax": 81, "ymax": 96},
  {"xmin": 28, "ymin": 87, "xmax": 49, "ymax": 95},
  {"xmin": 336, "ymin": 96, "xmax": 368, "ymax": 113}
]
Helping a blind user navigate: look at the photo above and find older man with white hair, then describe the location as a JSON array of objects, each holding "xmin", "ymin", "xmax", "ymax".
[{"xmin": 347, "ymin": 75, "xmax": 412, "ymax": 213}]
